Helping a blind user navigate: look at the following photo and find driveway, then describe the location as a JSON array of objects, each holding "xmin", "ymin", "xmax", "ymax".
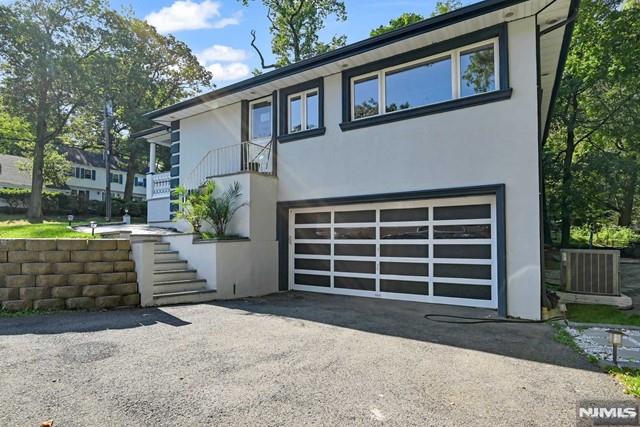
[{"xmin": 0, "ymin": 292, "xmax": 628, "ymax": 426}]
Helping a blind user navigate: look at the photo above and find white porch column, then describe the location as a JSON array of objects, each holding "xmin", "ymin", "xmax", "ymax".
[{"xmin": 149, "ymin": 142, "xmax": 157, "ymax": 174}]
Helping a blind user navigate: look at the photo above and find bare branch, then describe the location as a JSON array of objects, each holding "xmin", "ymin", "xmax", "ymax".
[{"xmin": 250, "ymin": 29, "xmax": 276, "ymax": 70}]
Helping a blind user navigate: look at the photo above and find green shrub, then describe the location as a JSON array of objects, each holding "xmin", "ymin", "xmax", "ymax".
[
  {"xmin": 0, "ymin": 188, "xmax": 65, "ymax": 214},
  {"xmin": 571, "ymin": 225, "xmax": 640, "ymax": 248}
]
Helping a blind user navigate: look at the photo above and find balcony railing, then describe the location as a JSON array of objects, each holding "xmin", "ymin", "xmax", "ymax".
[
  {"xmin": 183, "ymin": 141, "xmax": 273, "ymax": 190},
  {"xmin": 148, "ymin": 171, "xmax": 171, "ymax": 199}
]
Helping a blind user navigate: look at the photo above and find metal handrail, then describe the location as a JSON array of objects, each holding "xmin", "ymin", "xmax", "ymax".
[{"xmin": 183, "ymin": 140, "xmax": 273, "ymax": 190}]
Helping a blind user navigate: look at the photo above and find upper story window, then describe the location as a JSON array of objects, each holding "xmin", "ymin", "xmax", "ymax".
[
  {"xmin": 249, "ymin": 98, "xmax": 272, "ymax": 142},
  {"xmin": 340, "ymin": 24, "xmax": 510, "ymax": 131},
  {"xmin": 278, "ymin": 77, "xmax": 325, "ymax": 143},
  {"xmin": 110, "ymin": 172, "xmax": 123, "ymax": 184},
  {"xmin": 350, "ymin": 38, "xmax": 499, "ymax": 121},
  {"xmin": 74, "ymin": 167, "xmax": 96, "ymax": 181},
  {"xmin": 288, "ymin": 89, "xmax": 319, "ymax": 133}
]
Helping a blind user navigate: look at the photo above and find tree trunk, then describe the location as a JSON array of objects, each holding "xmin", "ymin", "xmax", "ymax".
[
  {"xmin": 619, "ymin": 153, "xmax": 638, "ymax": 226},
  {"xmin": 123, "ymin": 151, "xmax": 137, "ymax": 202},
  {"xmin": 27, "ymin": 83, "xmax": 49, "ymax": 220},
  {"xmin": 560, "ymin": 93, "xmax": 579, "ymax": 247},
  {"xmin": 542, "ymin": 181, "xmax": 553, "ymax": 244}
]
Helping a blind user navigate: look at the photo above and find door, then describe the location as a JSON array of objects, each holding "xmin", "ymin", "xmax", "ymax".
[{"xmin": 289, "ymin": 195, "xmax": 497, "ymax": 309}]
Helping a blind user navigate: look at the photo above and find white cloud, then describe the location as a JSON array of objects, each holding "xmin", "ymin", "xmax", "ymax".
[
  {"xmin": 145, "ymin": 0, "xmax": 241, "ymax": 33},
  {"xmin": 197, "ymin": 44, "xmax": 247, "ymax": 63},
  {"xmin": 211, "ymin": 11, "xmax": 243, "ymax": 29},
  {"xmin": 205, "ymin": 62, "xmax": 251, "ymax": 82}
]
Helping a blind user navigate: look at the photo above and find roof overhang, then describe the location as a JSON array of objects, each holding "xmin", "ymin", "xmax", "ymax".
[
  {"xmin": 130, "ymin": 125, "xmax": 172, "ymax": 146},
  {"xmin": 144, "ymin": 0, "xmax": 576, "ymax": 143}
]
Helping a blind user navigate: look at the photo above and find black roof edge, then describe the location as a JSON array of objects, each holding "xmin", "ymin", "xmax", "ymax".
[
  {"xmin": 540, "ymin": 0, "xmax": 580, "ymax": 146},
  {"xmin": 144, "ymin": 0, "xmax": 528, "ymax": 120},
  {"xmin": 130, "ymin": 125, "xmax": 171, "ymax": 139}
]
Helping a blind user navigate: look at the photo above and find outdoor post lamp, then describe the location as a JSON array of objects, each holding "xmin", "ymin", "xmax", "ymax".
[
  {"xmin": 67, "ymin": 214, "xmax": 74, "ymax": 226},
  {"xmin": 90, "ymin": 221, "xmax": 97, "ymax": 237},
  {"xmin": 123, "ymin": 209, "xmax": 131, "ymax": 225},
  {"xmin": 608, "ymin": 329, "xmax": 625, "ymax": 366}
]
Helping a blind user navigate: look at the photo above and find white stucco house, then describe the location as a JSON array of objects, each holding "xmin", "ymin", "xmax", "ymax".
[
  {"xmin": 134, "ymin": 0, "xmax": 577, "ymax": 319},
  {"xmin": 57, "ymin": 147, "xmax": 147, "ymax": 202}
]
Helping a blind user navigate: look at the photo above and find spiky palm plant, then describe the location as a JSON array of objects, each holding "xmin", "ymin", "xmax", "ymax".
[
  {"xmin": 207, "ymin": 181, "xmax": 245, "ymax": 237},
  {"xmin": 172, "ymin": 181, "xmax": 215, "ymax": 233}
]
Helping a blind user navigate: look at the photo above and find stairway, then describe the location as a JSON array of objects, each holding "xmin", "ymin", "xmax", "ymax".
[{"xmin": 153, "ymin": 241, "xmax": 217, "ymax": 305}]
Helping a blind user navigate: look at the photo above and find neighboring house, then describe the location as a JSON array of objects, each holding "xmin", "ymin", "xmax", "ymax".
[
  {"xmin": 57, "ymin": 146, "xmax": 147, "ymax": 202},
  {"xmin": 0, "ymin": 154, "xmax": 32, "ymax": 189},
  {"xmin": 135, "ymin": 0, "xmax": 577, "ymax": 319}
]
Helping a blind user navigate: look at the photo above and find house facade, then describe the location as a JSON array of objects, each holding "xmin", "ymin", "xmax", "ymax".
[
  {"xmin": 137, "ymin": 0, "xmax": 577, "ymax": 319},
  {"xmin": 58, "ymin": 147, "xmax": 147, "ymax": 202}
]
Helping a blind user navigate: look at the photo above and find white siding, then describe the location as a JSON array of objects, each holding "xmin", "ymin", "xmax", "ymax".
[
  {"xmin": 276, "ymin": 18, "xmax": 541, "ymax": 319},
  {"xmin": 172, "ymin": 17, "xmax": 542, "ymax": 319}
]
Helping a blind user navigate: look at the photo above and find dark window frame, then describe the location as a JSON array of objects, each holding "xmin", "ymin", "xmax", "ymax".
[
  {"xmin": 278, "ymin": 77, "xmax": 326, "ymax": 143},
  {"xmin": 340, "ymin": 23, "xmax": 510, "ymax": 131}
]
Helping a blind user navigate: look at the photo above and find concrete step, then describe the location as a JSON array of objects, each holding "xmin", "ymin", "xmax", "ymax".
[
  {"xmin": 154, "ymin": 250, "xmax": 180, "ymax": 261},
  {"xmin": 154, "ymin": 242, "xmax": 171, "ymax": 251},
  {"xmin": 153, "ymin": 269, "xmax": 198, "ymax": 282},
  {"xmin": 153, "ymin": 289, "xmax": 217, "ymax": 306},
  {"xmin": 153, "ymin": 278, "xmax": 206, "ymax": 294},
  {"xmin": 154, "ymin": 260, "xmax": 189, "ymax": 271}
]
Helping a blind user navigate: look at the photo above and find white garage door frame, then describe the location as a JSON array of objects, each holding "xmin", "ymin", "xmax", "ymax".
[{"xmin": 287, "ymin": 194, "xmax": 499, "ymax": 309}]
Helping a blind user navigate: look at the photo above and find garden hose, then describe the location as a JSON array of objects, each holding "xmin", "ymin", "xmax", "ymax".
[{"xmin": 423, "ymin": 314, "xmax": 566, "ymax": 324}]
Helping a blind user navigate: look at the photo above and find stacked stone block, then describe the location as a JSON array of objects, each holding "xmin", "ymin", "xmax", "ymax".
[{"xmin": 0, "ymin": 239, "xmax": 140, "ymax": 311}]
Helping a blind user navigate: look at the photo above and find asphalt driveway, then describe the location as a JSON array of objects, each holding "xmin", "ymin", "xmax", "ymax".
[{"xmin": 0, "ymin": 292, "xmax": 628, "ymax": 426}]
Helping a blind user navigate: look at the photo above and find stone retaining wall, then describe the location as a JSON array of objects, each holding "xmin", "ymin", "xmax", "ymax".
[{"xmin": 0, "ymin": 239, "xmax": 139, "ymax": 311}]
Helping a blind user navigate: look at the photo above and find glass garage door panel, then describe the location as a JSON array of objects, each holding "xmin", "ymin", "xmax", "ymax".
[{"xmin": 290, "ymin": 196, "xmax": 497, "ymax": 308}]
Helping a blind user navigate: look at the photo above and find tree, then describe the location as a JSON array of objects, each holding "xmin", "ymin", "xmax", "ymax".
[
  {"xmin": 431, "ymin": 0, "xmax": 463, "ymax": 16},
  {"xmin": 17, "ymin": 148, "xmax": 72, "ymax": 188},
  {"xmin": 239, "ymin": 0, "xmax": 347, "ymax": 69},
  {"xmin": 101, "ymin": 13, "xmax": 211, "ymax": 202},
  {"xmin": 0, "ymin": 100, "xmax": 33, "ymax": 156},
  {"xmin": 544, "ymin": 0, "xmax": 640, "ymax": 246},
  {"xmin": 370, "ymin": 12, "xmax": 425, "ymax": 37},
  {"xmin": 368, "ymin": 0, "xmax": 461, "ymax": 37},
  {"xmin": 0, "ymin": 0, "xmax": 110, "ymax": 219}
]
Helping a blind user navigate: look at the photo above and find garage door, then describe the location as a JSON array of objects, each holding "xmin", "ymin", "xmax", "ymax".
[{"xmin": 288, "ymin": 195, "xmax": 497, "ymax": 308}]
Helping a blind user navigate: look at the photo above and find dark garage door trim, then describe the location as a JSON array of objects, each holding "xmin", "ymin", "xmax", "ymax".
[{"xmin": 276, "ymin": 184, "xmax": 507, "ymax": 317}]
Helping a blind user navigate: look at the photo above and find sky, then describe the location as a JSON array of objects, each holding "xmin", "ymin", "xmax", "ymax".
[{"xmin": 107, "ymin": 0, "xmax": 473, "ymax": 87}]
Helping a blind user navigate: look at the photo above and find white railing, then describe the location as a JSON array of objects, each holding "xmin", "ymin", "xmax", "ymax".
[
  {"xmin": 183, "ymin": 141, "xmax": 273, "ymax": 190},
  {"xmin": 148, "ymin": 171, "xmax": 171, "ymax": 199}
]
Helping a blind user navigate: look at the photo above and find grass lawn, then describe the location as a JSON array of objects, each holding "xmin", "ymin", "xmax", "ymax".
[
  {"xmin": 0, "ymin": 214, "xmax": 98, "ymax": 238},
  {"xmin": 566, "ymin": 303, "xmax": 640, "ymax": 326}
]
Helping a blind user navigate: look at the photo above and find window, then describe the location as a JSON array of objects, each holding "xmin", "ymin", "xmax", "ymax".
[
  {"xmin": 83, "ymin": 169, "xmax": 91, "ymax": 179},
  {"xmin": 110, "ymin": 173, "xmax": 123, "ymax": 184},
  {"xmin": 249, "ymin": 99, "xmax": 272, "ymax": 142},
  {"xmin": 385, "ymin": 57, "xmax": 452, "ymax": 112},
  {"xmin": 134, "ymin": 176, "xmax": 146, "ymax": 187},
  {"xmin": 278, "ymin": 78, "xmax": 325, "ymax": 143},
  {"xmin": 353, "ymin": 75, "xmax": 379, "ymax": 119},
  {"xmin": 287, "ymin": 89, "xmax": 319, "ymax": 133},
  {"xmin": 459, "ymin": 44, "xmax": 495, "ymax": 97},
  {"xmin": 91, "ymin": 170, "xmax": 96, "ymax": 181},
  {"xmin": 342, "ymin": 30, "xmax": 505, "ymax": 130}
]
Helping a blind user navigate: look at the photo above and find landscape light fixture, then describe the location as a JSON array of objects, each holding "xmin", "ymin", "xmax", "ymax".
[
  {"xmin": 90, "ymin": 221, "xmax": 97, "ymax": 237},
  {"xmin": 607, "ymin": 329, "xmax": 625, "ymax": 366},
  {"xmin": 67, "ymin": 214, "xmax": 74, "ymax": 226}
]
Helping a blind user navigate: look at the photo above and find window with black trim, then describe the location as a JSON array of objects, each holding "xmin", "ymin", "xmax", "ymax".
[
  {"xmin": 278, "ymin": 77, "xmax": 325, "ymax": 143},
  {"xmin": 349, "ymin": 38, "xmax": 499, "ymax": 121},
  {"xmin": 341, "ymin": 24, "xmax": 510, "ymax": 131},
  {"xmin": 288, "ymin": 89, "xmax": 319, "ymax": 133}
]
